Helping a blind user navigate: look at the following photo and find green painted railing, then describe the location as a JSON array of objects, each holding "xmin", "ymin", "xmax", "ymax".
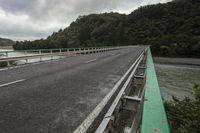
[{"xmin": 141, "ymin": 48, "xmax": 170, "ymax": 133}]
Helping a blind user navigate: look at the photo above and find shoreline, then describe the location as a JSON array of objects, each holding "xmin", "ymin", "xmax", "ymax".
[{"xmin": 153, "ymin": 57, "xmax": 200, "ymax": 66}]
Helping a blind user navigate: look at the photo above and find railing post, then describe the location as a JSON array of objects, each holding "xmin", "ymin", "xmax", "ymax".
[
  {"xmin": 39, "ymin": 50, "xmax": 41, "ymax": 54},
  {"xmin": 79, "ymin": 48, "xmax": 81, "ymax": 55},
  {"xmin": 24, "ymin": 51, "xmax": 27, "ymax": 55},
  {"xmin": 67, "ymin": 49, "xmax": 69, "ymax": 56},
  {"xmin": 7, "ymin": 61, "xmax": 10, "ymax": 66},
  {"xmin": 59, "ymin": 49, "xmax": 62, "ymax": 59},
  {"xmin": 6, "ymin": 52, "xmax": 8, "ymax": 57},
  {"xmin": 50, "ymin": 50, "xmax": 52, "ymax": 54}
]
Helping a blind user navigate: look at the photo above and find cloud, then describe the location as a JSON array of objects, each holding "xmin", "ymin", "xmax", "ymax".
[{"xmin": 0, "ymin": 0, "xmax": 172, "ymax": 41}]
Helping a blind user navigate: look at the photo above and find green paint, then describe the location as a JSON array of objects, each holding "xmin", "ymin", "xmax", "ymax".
[{"xmin": 141, "ymin": 48, "xmax": 170, "ymax": 133}]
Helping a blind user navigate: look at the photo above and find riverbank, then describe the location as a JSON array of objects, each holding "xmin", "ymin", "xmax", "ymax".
[{"xmin": 153, "ymin": 57, "xmax": 200, "ymax": 66}]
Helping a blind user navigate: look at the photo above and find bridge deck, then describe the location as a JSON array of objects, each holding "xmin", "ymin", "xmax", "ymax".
[{"xmin": 141, "ymin": 48, "xmax": 170, "ymax": 133}]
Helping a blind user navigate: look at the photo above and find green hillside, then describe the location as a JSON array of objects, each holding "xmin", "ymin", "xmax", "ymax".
[
  {"xmin": 0, "ymin": 37, "xmax": 15, "ymax": 47},
  {"xmin": 13, "ymin": 0, "xmax": 200, "ymax": 57}
]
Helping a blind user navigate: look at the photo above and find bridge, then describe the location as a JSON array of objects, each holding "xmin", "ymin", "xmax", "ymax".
[{"xmin": 0, "ymin": 46, "xmax": 170, "ymax": 133}]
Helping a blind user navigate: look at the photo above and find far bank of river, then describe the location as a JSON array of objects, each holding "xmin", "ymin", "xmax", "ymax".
[{"xmin": 154, "ymin": 57, "xmax": 200, "ymax": 101}]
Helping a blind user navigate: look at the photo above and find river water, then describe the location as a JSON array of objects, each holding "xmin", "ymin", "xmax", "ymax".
[{"xmin": 155, "ymin": 63, "xmax": 200, "ymax": 101}]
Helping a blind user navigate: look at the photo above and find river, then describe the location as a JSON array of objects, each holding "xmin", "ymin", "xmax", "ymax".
[{"xmin": 155, "ymin": 63, "xmax": 200, "ymax": 101}]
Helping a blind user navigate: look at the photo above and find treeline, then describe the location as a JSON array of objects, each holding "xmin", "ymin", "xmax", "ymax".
[{"xmin": 13, "ymin": 0, "xmax": 200, "ymax": 57}]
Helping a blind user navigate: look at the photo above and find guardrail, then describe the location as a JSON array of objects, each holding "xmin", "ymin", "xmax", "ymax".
[
  {"xmin": 74, "ymin": 47, "xmax": 147, "ymax": 133},
  {"xmin": 95, "ymin": 51, "xmax": 145, "ymax": 133},
  {"xmin": 0, "ymin": 47, "xmax": 121, "ymax": 67},
  {"xmin": 74, "ymin": 47, "xmax": 170, "ymax": 133},
  {"xmin": 0, "ymin": 47, "xmax": 118, "ymax": 57}
]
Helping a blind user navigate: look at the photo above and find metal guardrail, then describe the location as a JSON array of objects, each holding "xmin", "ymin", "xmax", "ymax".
[
  {"xmin": 0, "ymin": 47, "xmax": 118, "ymax": 57},
  {"xmin": 74, "ymin": 47, "xmax": 169, "ymax": 133},
  {"xmin": 74, "ymin": 48, "xmax": 147, "ymax": 133},
  {"xmin": 0, "ymin": 47, "xmax": 121, "ymax": 67},
  {"xmin": 95, "ymin": 52, "xmax": 144, "ymax": 133}
]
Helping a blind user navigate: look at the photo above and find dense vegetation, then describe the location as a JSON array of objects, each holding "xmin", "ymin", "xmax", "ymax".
[
  {"xmin": 13, "ymin": 0, "xmax": 200, "ymax": 57},
  {"xmin": 165, "ymin": 84, "xmax": 200, "ymax": 133},
  {"xmin": 0, "ymin": 37, "xmax": 15, "ymax": 47}
]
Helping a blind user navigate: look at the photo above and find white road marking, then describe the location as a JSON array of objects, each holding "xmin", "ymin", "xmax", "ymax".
[
  {"xmin": 0, "ymin": 79, "xmax": 26, "ymax": 88},
  {"xmin": 85, "ymin": 58, "xmax": 97, "ymax": 63}
]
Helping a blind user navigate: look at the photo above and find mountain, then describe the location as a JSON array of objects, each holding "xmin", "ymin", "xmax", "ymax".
[
  {"xmin": 0, "ymin": 37, "xmax": 15, "ymax": 47},
  {"xmin": 13, "ymin": 0, "xmax": 200, "ymax": 57}
]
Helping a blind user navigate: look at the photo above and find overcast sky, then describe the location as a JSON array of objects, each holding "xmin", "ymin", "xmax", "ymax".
[{"xmin": 0, "ymin": 0, "xmax": 171, "ymax": 41}]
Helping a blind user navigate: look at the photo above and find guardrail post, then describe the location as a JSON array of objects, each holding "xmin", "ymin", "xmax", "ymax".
[
  {"xmin": 6, "ymin": 52, "xmax": 8, "ymax": 57},
  {"xmin": 59, "ymin": 49, "xmax": 62, "ymax": 53},
  {"xmin": 39, "ymin": 50, "xmax": 41, "ymax": 54},
  {"xmin": 67, "ymin": 49, "xmax": 69, "ymax": 56},
  {"xmin": 7, "ymin": 61, "xmax": 10, "ymax": 66},
  {"xmin": 50, "ymin": 50, "xmax": 52, "ymax": 54},
  {"xmin": 78, "ymin": 48, "xmax": 80, "ymax": 54},
  {"xmin": 24, "ymin": 51, "xmax": 27, "ymax": 55}
]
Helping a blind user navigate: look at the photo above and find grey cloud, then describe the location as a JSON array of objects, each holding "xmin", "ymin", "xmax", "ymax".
[
  {"xmin": 0, "ymin": 0, "xmax": 171, "ymax": 40},
  {"xmin": 0, "ymin": 0, "xmax": 40, "ymax": 15}
]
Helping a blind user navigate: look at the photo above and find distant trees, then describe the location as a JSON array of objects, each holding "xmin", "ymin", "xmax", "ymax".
[{"xmin": 13, "ymin": 0, "xmax": 200, "ymax": 57}]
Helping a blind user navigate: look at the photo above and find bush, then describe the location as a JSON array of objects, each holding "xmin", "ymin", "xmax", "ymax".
[{"xmin": 165, "ymin": 84, "xmax": 200, "ymax": 133}]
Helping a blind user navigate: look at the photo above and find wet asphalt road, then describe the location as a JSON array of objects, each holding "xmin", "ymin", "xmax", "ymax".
[{"xmin": 0, "ymin": 46, "xmax": 145, "ymax": 133}]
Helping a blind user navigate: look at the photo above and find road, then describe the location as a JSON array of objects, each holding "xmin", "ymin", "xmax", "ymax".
[{"xmin": 0, "ymin": 46, "xmax": 145, "ymax": 133}]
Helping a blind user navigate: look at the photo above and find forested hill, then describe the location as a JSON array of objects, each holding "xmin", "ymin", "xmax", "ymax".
[
  {"xmin": 13, "ymin": 0, "xmax": 200, "ymax": 57},
  {"xmin": 0, "ymin": 37, "xmax": 15, "ymax": 47}
]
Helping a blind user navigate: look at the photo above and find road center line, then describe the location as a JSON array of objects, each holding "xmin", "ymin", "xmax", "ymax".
[
  {"xmin": 85, "ymin": 58, "xmax": 97, "ymax": 63},
  {"xmin": 0, "ymin": 79, "xmax": 26, "ymax": 88}
]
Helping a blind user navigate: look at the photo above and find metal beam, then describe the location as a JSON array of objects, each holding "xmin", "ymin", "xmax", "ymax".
[{"xmin": 141, "ymin": 48, "xmax": 170, "ymax": 133}]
